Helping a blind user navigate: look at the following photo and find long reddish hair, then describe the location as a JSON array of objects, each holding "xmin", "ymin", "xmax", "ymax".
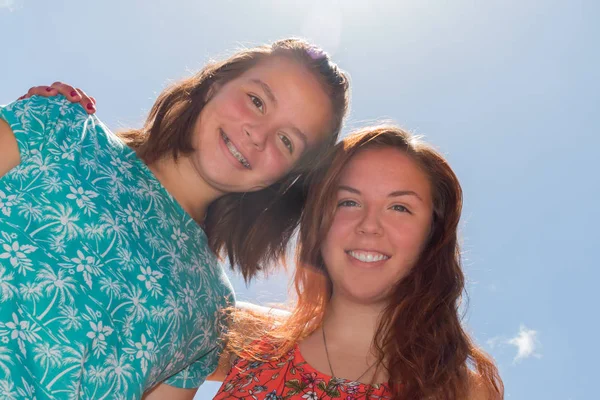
[{"xmin": 228, "ymin": 125, "xmax": 503, "ymax": 399}]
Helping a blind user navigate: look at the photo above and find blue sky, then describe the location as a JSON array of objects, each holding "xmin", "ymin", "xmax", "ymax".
[{"xmin": 1, "ymin": 0, "xmax": 598, "ymax": 398}]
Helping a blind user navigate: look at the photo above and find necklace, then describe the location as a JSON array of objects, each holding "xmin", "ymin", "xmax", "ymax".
[{"xmin": 321, "ymin": 324, "xmax": 376, "ymax": 383}]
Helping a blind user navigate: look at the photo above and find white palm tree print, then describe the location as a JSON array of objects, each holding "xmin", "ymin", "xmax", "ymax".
[
  {"xmin": 0, "ymin": 95, "xmax": 234, "ymax": 398},
  {"xmin": 33, "ymin": 342, "xmax": 62, "ymax": 383}
]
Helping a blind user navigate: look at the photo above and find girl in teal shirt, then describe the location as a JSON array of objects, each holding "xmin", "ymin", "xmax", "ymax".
[{"xmin": 0, "ymin": 39, "xmax": 349, "ymax": 399}]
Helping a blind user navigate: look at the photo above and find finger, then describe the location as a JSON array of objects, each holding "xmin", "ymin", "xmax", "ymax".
[
  {"xmin": 89, "ymin": 96, "xmax": 96, "ymax": 105},
  {"xmin": 76, "ymin": 88, "xmax": 96, "ymax": 114},
  {"xmin": 24, "ymin": 85, "xmax": 57, "ymax": 99},
  {"xmin": 51, "ymin": 82, "xmax": 81, "ymax": 102}
]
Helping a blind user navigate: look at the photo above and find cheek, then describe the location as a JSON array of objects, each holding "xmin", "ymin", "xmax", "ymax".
[
  {"xmin": 232, "ymin": 96, "xmax": 255, "ymax": 119},
  {"xmin": 321, "ymin": 214, "xmax": 352, "ymax": 254},
  {"xmin": 320, "ymin": 233, "xmax": 340, "ymax": 279},
  {"xmin": 212, "ymin": 91, "xmax": 254, "ymax": 121},
  {"xmin": 257, "ymin": 149, "xmax": 293, "ymax": 184},
  {"xmin": 389, "ymin": 223, "xmax": 429, "ymax": 257}
]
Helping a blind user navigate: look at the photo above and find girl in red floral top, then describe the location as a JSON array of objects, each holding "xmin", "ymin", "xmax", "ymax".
[{"xmin": 214, "ymin": 126, "xmax": 503, "ymax": 400}]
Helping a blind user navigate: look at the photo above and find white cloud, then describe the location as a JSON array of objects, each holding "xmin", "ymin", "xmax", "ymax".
[
  {"xmin": 508, "ymin": 325, "xmax": 541, "ymax": 362},
  {"xmin": 486, "ymin": 324, "xmax": 541, "ymax": 364}
]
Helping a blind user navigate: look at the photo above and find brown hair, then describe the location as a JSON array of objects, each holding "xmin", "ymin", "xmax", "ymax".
[
  {"xmin": 119, "ymin": 38, "xmax": 350, "ymax": 280},
  {"xmin": 228, "ymin": 126, "xmax": 503, "ymax": 399}
]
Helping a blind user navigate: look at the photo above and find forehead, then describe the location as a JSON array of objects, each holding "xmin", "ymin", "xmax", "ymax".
[
  {"xmin": 236, "ymin": 56, "xmax": 335, "ymax": 147},
  {"xmin": 339, "ymin": 147, "xmax": 432, "ymax": 199},
  {"xmin": 242, "ymin": 55, "xmax": 312, "ymax": 79}
]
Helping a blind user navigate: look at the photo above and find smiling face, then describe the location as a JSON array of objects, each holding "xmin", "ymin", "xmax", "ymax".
[
  {"xmin": 320, "ymin": 147, "xmax": 434, "ymax": 305},
  {"xmin": 190, "ymin": 55, "xmax": 334, "ymax": 194}
]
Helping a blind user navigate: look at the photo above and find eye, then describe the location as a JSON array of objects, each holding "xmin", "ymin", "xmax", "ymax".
[
  {"xmin": 279, "ymin": 134, "xmax": 294, "ymax": 154},
  {"xmin": 391, "ymin": 204, "xmax": 411, "ymax": 213},
  {"xmin": 248, "ymin": 94, "xmax": 264, "ymax": 113},
  {"xmin": 338, "ymin": 200, "xmax": 360, "ymax": 208}
]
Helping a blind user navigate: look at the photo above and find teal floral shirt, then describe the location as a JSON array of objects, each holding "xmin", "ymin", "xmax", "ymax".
[{"xmin": 0, "ymin": 96, "xmax": 234, "ymax": 399}]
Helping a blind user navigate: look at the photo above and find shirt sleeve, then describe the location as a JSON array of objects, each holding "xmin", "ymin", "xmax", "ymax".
[
  {"xmin": 162, "ymin": 345, "xmax": 223, "ymax": 389},
  {"xmin": 0, "ymin": 95, "xmax": 89, "ymax": 174}
]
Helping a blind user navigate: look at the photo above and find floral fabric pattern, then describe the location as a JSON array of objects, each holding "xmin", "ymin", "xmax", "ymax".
[
  {"xmin": 214, "ymin": 343, "xmax": 392, "ymax": 400},
  {"xmin": 0, "ymin": 96, "xmax": 235, "ymax": 399}
]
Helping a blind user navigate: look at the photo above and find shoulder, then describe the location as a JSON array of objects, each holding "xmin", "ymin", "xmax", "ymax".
[
  {"xmin": 467, "ymin": 371, "xmax": 503, "ymax": 400},
  {"xmin": 226, "ymin": 303, "xmax": 290, "ymax": 354},
  {"xmin": 0, "ymin": 95, "xmax": 89, "ymax": 176},
  {"xmin": 1, "ymin": 95, "xmax": 92, "ymax": 145},
  {"xmin": 1, "ymin": 95, "xmax": 86, "ymax": 124},
  {"xmin": 236, "ymin": 301, "xmax": 291, "ymax": 318}
]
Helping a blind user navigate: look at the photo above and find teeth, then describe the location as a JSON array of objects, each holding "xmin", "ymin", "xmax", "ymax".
[
  {"xmin": 347, "ymin": 251, "xmax": 389, "ymax": 263},
  {"xmin": 221, "ymin": 130, "xmax": 251, "ymax": 169}
]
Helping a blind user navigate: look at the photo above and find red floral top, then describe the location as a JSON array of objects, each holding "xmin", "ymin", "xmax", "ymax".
[{"xmin": 213, "ymin": 342, "xmax": 392, "ymax": 399}]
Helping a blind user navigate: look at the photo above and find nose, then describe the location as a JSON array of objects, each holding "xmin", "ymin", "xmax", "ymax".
[
  {"xmin": 356, "ymin": 208, "xmax": 383, "ymax": 236},
  {"xmin": 244, "ymin": 124, "xmax": 269, "ymax": 152}
]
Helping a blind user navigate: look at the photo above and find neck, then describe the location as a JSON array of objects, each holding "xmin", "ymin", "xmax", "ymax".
[
  {"xmin": 148, "ymin": 155, "xmax": 224, "ymax": 222},
  {"xmin": 323, "ymin": 294, "xmax": 387, "ymax": 353},
  {"xmin": 298, "ymin": 293, "xmax": 390, "ymax": 384}
]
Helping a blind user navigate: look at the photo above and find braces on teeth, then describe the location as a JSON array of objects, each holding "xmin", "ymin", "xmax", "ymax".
[{"xmin": 221, "ymin": 131, "xmax": 251, "ymax": 169}]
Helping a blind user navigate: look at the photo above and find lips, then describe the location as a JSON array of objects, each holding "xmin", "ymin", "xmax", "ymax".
[
  {"xmin": 220, "ymin": 129, "xmax": 251, "ymax": 169},
  {"xmin": 346, "ymin": 250, "xmax": 390, "ymax": 263}
]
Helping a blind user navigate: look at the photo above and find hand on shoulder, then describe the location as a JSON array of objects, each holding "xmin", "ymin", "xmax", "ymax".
[{"xmin": 18, "ymin": 81, "xmax": 96, "ymax": 114}]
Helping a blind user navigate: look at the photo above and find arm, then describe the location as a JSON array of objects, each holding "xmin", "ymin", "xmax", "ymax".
[
  {"xmin": 205, "ymin": 345, "xmax": 233, "ymax": 382},
  {"xmin": 142, "ymin": 383, "xmax": 197, "ymax": 400},
  {"xmin": 0, "ymin": 118, "xmax": 20, "ymax": 178},
  {"xmin": 144, "ymin": 302, "xmax": 290, "ymax": 394},
  {"xmin": 141, "ymin": 346, "xmax": 232, "ymax": 398},
  {"xmin": 235, "ymin": 301, "xmax": 291, "ymax": 317},
  {"xmin": 142, "ymin": 350, "xmax": 232, "ymax": 399}
]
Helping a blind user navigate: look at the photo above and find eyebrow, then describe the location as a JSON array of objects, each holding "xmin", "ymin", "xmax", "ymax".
[
  {"xmin": 338, "ymin": 185, "xmax": 424, "ymax": 202},
  {"xmin": 251, "ymin": 79, "xmax": 277, "ymax": 105},
  {"xmin": 291, "ymin": 127, "xmax": 308, "ymax": 148}
]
